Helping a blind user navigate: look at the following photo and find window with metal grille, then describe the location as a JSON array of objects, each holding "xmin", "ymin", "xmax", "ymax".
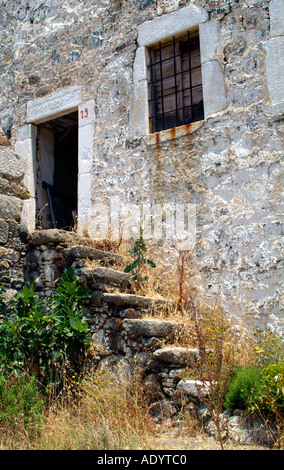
[{"xmin": 148, "ymin": 30, "xmax": 204, "ymax": 133}]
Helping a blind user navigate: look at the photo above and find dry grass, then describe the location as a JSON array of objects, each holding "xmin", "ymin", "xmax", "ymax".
[
  {"xmin": 0, "ymin": 327, "xmax": 282, "ymax": 450},
  {"xmin": 37, "ymin": 370, "xmax": 157, "ymax": 450},
  {"xmin": 0, "ymin": 368, "xmax": 159, "ymax": 450}
]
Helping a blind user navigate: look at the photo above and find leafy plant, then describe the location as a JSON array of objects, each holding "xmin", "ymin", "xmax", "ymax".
[
  {"xmin": 124, "ymin": 227, "xmax": 156, "ymax": 289},
  {"xmin": 0, "ymin": 268, "xmax": 92, "ymax": 383},
  {"xmin": 51, "ymin": 267, "xmax": 91, "ymax": 335},
  {"xmin": 0, "ymin": 286, "xmax": 6, "ymax": 314}
]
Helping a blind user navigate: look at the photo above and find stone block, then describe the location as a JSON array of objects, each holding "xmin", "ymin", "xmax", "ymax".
[
  {"xmin": 201, "ymin": 61, "xmax": 227, "ymax": 117},
  {"xmin": 83, "ymin": 266, "xmax": 130, "ymax": 286},
  {"xmin": 129, "ymin": 79, "xmax": 149, "ymax": 137},
  {"xmin": 153, "ymin": 347, "xmax": 200, "ymax": 365},
  {"xmin": 0, "ymin": 194, "xmax": 23, "ymax": 222},
  {"xmin": 78, "ymin": 124, "xmax": 94, "ymax": 174},
  {"xmin": 199, "ymin": 20, "xmax": 221, "ymax": 63},
  {"xmin": 62, "ymin": 245, "xmax": 123, "ymax": 262},
  {"xmin": 263, "ymin": 36, "xmax": 284, "ymax": 105},
  {"xmin": 98, "ymin": 292, "xmax": 169, "ymax": 309},
  {"xmin": 0, "ymin": 218, "xmax": 9, "ymax": 244},
  {"xmin": 122, "ymin": 318, "xmax": 183, "ymax": 338},
  {"xmin": 137, "ymin": 4, "xmax": 208, "ymax": 46},
  {"xmin": 27, "ymin": 85, "xmax": 81, "ymax": 123},
  {"xmin": 27, "ymin": 229, "xmax": 78, "ymax": 245},
  {"xmin": 269, "ymin": 0, "xmax": 284, "ymax": 38},
  {"xmin": 177, "ymin": 379, "xmax": 210, "ymax": 397},
  {"xmin": 0, "ymin": 145, "xmax": 26, "ymax": 180}
]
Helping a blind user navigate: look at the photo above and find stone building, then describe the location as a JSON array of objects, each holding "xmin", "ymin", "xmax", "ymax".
[{"xmin": 0, "ymin": 0, "xmax": 283, "ymax": 331}]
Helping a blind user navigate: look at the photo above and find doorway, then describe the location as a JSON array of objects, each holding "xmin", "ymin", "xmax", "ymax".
[{"xmin": 36, "ymin": 111, "xmax": 78, "ymax": 230}]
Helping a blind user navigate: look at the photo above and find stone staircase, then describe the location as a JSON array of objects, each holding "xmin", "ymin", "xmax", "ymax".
[
  {"xmin": 25, "ymin": 230, "xmax": 278, "ymax": 446},
  {"xmin": 27, "ymin": 229, "xmax": 200, "ymax": 410}
]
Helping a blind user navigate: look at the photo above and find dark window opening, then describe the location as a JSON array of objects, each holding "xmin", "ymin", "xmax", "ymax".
[
  {"xmin": 148, "ymin": 30, "xmax": 204, "ymax": 133},
  {"xmin": 36, "ymin": 111, "xmax": 78, "ymax": 231}
]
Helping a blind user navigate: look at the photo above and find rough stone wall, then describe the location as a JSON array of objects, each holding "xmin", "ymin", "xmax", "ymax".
[
  {"xmin": 0, "ymin": 137, "xmax": 30, "ymax": 297},
  {"xmin": 0, "ymin": 0, "xmax": 283, "ymax": 331}
]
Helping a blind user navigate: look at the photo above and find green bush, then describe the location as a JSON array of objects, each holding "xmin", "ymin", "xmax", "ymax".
[
  {"xmin": 0, "ymin": 371, "xmax": 44, "ymax": 429},
  {"xmin": 224, "ymin": 367, "xmax": 262, "ymax": 412},
  {"xmin": 0, "ymin": 268, "xmax": 92, "ymax": 383},
  {"xmin": 224, "ymin": 364, "xmax": 284, "ymax": 419}
]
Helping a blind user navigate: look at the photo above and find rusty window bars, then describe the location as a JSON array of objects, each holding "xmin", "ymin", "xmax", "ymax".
[{"xmin": 148, "ymin": 30, "xmax": 204, "ymax": 133}]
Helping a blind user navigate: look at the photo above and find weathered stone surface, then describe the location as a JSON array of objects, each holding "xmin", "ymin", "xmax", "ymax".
[
  {"xmin": 263, "ymin": 36, "xmax": 284, "ymax": 107},
  {"xmin": 201, "ymin": 60, "xmax": 227, "ymax": 117},
  {"xmin": 27, "ymin": 229, "xmax": 78, "ymax": 245},
  {"xmin": 269, "ymin": 0, "xmax": 284, "ymax": 38},
  {"xmin": 98, "ymin": 355, "xmax": 133, "ymax": 386},
  {"xmin": 0, "ymin": 247, "xmax": 20, "ymax": 264},
  {"xmin": 0, "ymin": 176, "xmax": 30, "ymax": 200},
  {"xmin": 149, "ymin": 399, "xmax": 177, "ymax": 419},
  {"xmin": 177, "ymin": 379, "xmax": 210, "ymax": 397},
  {"xmin": 153, "ymin": 347, "xmax": 199, "ymax": 365},
  {"xmin": 122, "ymin": 318, "xmax": 183, "ymax": 338},
  {"xmin": 0, "ymin": 0, "xmax": 283, "ymax": 333},
  {"xmin": 92, "ymin": 329, "xmax": 107, "ymax": 352},
  {"xmin": 137, "ymin": 4, "xmax": 208, "ymax": 46},
  {"xmin": 205, "ymin": 413, "xmax": 278, "ymax": 447},
  {"xmin": 63, "ymin": 245, "xmax": 123, "ymax": 262},
  {"xmin": 27, "ymin": 85, "xmax": 81, "ymax": 124},
  {"xmin": 83, "ymin": 266, "xmax": 130, "ymax": 286},
  {"xmin": 98, "ymin": 292, "xmax": 169, "ymax": 309},
  {"xmin": 122, "ymin": 308, "xmax": 143, "ymax": 319},
  {"xmin": 0, "ymin": 146, "xmax": 26, "ymax": 180},
  {"xmin": 0, "ymin": 194, "xmax": 23, "ymax": 222},
  {"xmin": 0, "ymin": 219, "xmax": 9, "ymax": 244}
]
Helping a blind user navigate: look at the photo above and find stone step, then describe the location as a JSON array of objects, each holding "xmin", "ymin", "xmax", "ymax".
[
  {"xmin": 93, "ymin": 291, "xmax": 170, "ymax": 310},
  {"xmin": 176, "ymin": 379, "xmax": 210, "ymax": 397},
  {"xmin": 27, "ymin": 229, "xmax": 78, "ymax": 245},
  {"xmin": 122, "ymin": 318, "xmax": 183, "ymax": 338},
  {"xmin": 83, "ymin": 266, "xmax": 130, "ymax": 287},
  {"xmin": 62, "ymin": 245, "xmax": 123, "ymax": 263},
  {"xmin": 153, "ymin": 346, "xmax": 200, "ymax": 365}
]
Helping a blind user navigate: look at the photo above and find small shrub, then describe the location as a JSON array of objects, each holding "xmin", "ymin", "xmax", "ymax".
[
  {"xmin": 257, "ymin": 363, "xmax": 284, "ymax": 417},
  {"xmin": 0, "ymin": 371, "xmax": 44, "ymax": 429},
  {"xmin": 124, "ymin": 227, "xmax": 156, "ymax": 291},
  {"xmin": 252, "ymin": 328, "xmax": 284, "ymax": 367},
  {"xmin": 224, "ymin": 367, "xmax": 262, "ymax": 412},
  {"xmin": 224, "ymin": 364, "xmax": 284, "ymax": 421},
  {"xmin": 192, "ymin": 311, "xmax": 237, "ymax": 450}
]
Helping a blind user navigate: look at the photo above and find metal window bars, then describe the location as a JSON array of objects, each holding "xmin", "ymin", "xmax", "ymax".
[{"xmin": 148, "ymin": 30, "xmax": 204, "ymax": 133}]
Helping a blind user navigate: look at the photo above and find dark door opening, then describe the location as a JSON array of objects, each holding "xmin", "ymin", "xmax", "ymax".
[{"xmin": 36, "ymin": 111, "xmax": 78, "ymax": 231}]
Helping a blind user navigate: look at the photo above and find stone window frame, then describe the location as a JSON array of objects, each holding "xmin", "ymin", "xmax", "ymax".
[
  {"xmin": 14, "ymin": 86, "xmax": 94, "ymax": 235},
  {"xmin": 262, "ymin": 0, "xmax": 284, "ymax": 118},
  {"xmin": 148, "ymin": 30, "xmax": 204, "ymax": 133},
  {"xmin": 129, "ymin": 4, "xmax": 227, "ymax": 143}
]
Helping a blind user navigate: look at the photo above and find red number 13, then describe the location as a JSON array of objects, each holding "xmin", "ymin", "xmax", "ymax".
[{"xmin": 80, "ymin": 108, "xmax": 88, "ymax": 119}]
